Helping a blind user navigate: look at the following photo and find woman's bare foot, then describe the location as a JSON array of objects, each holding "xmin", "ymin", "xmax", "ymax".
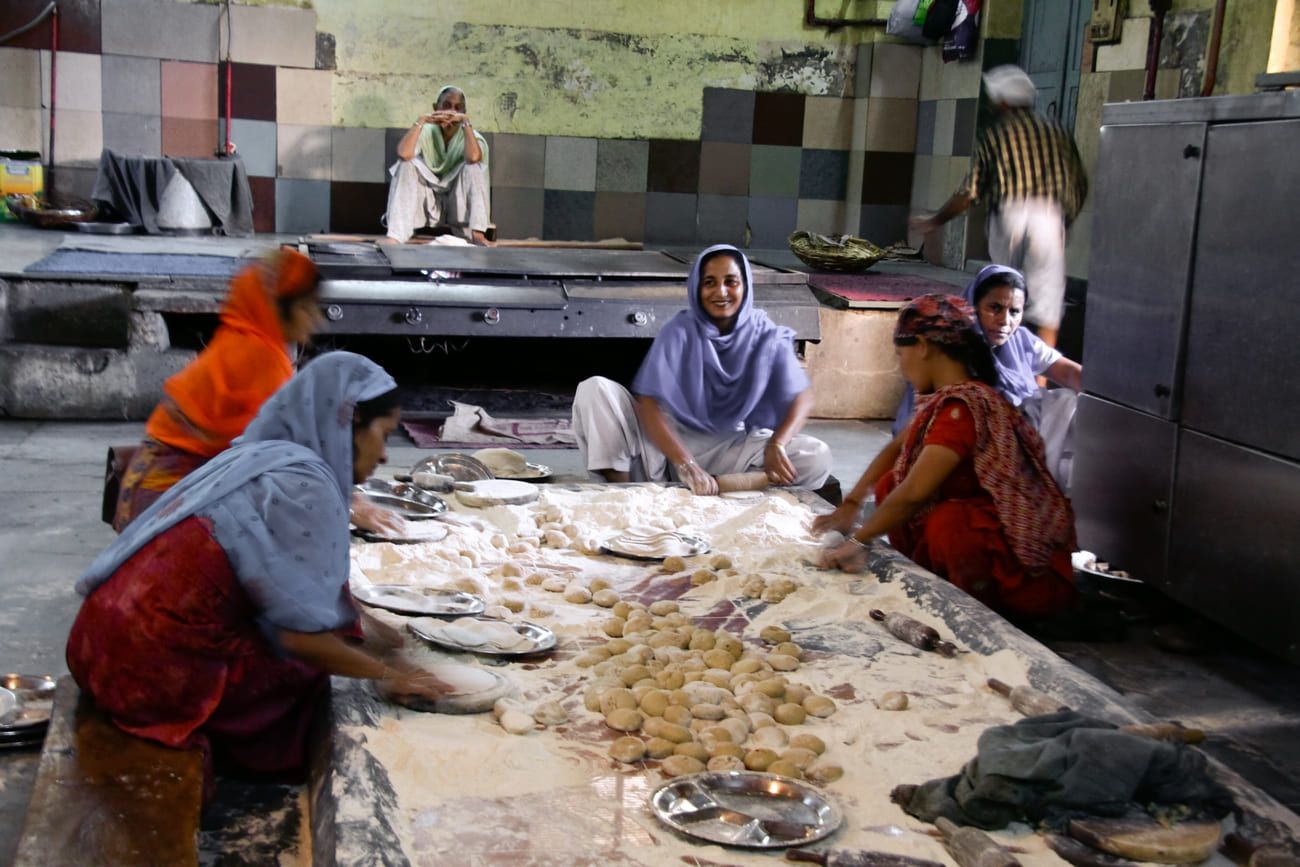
[
  {"xmin": 376, "ymin": 236, "xmax": 400, "ymax": 246},
  {"xmin": 471, "ymin": 230, "xmax": 496, "ymax": 247}
]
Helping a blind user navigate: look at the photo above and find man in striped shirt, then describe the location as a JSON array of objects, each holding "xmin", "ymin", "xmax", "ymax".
[{"xmin": 912, "ymin": 65, "xmax": 1087, "ymax": 350}]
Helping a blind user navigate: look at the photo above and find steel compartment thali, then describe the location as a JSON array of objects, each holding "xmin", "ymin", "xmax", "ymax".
[
  {"xmin": 650, "ymin": 771, "xmax": 842, "ymax": 849},
  {"xmin": 407, "ymin": 617, "xmax": 557, "ymax": 656},
  {"xmin": 352, "ymin": 584, "xmax": 485, "ymax": 617}
]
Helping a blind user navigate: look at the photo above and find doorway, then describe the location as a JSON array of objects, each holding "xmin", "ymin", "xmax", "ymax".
[{"xmin": 1019, "ymin": 0, "xmax": 1090, "ymax": 130}]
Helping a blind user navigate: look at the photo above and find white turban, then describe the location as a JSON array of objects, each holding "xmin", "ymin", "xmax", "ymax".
[{"xmin": 983, "ymin": 65, "xmax": 1036, "ymax": 108}]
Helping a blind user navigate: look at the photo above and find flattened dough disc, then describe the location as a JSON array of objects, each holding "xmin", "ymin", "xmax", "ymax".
[
  {"xmin": 392, "ymin": 664, "xmax": 513, "ymax": 715},
  {"xmin": 454, "ymin": 479, "xmax": 539, "ymax": 508}
]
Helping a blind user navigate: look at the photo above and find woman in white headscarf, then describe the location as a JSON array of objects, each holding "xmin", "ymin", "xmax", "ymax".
[{"xmin": 67, "ymin": 352, "xmax": 446, "ymax": 783}]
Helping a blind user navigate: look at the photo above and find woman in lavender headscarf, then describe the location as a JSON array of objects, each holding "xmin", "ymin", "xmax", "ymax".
[
  {"xmin": 67, "ymin": 352, "xmax": 448, "ymax": 785},
  {"xmin": 571, "ymin": 245, "xmax": 831, "ymax": 495}
]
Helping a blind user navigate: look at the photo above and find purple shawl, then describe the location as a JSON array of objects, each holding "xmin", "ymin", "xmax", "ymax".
[{"xmin": 631, "ymin": 245, "xmax": 809, "ymax": 434}]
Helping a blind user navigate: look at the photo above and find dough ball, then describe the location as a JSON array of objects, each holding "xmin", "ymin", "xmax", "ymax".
[
  {"xmin": 708, "ymin": 554, "xmax": 733, "ymax": 570},
  {"xmin": 690, "ymin": 569, "xmax": 717, "ymax": 586},
  {"xmin": 688, "ymin": 631, "xmax": 716, "ymax": 651},
  {"xmin": 730, "ymin": 657, "xmax": 763, "ymax": 676},
  {"xmin": 602, "ymin": 617, "xmax": 626, "ymax": 638},
  {"xmin": 656, "ymin": 723, "xmax": 693, "ymax": 744},
  {"xmin": 744, "ymin": 748, "xmax": 779, "ymax": 771},
  {"xmin": 564, "ymin": 584, "xmax": 592, "ymax": 604},
  {"xmin": 756, "ymin": 677, "xmax": 788, "ymax": 698},
  {"xmin": 741, "ymin": 576, "xmax": 767, "ymax": 599},
  {"xmin": 775, "ymin": 641, "xmax": 803, "ymax": 659},
  {"xmin": 605, "ymin": 637, "xmax": 633, "ymax": 655},
  {"xmin": 877, "ymin": 691, "xmax": 909, "ymax": 711},
  {"xmin": 593, "ymin": 589, "xmax": 620, "ymax": 608},
  {"xmin": 528, "ymin": 602, "xmax": 555, "ymax": 618},
  {"xmin": 661, "ymin": 556, "xmax": 688, "ymax": 573},
  {"xmin": 500, "ymin": 596, "xmax": 526, "ymax": 613},
  {"xmin": 589, "ymin": 577, "xmax": 612, "ymax": 592},
  {"xmin": 709, "ymin": 742, "xmax": 744, "ymax": 760},
  {"xmin": 605, "ymin": 707, "xmax": 644, "ymax": 732},
  {"xmin": 708, "ymin": 755, "xmax": 746, "ymax": 772},
  {"xmin": 780, "ymin": 747, "xmax": 819, "ymax": 770},
  {"xmin": 525, "ymin": 571, "xmax": 547, "ymax": 586},
  {"xmin": 789, "ymin": 733, "xmax": 826, "ymax": 755},
  {"xmin": 541, "ymin": 576, "xmax": 567, "ymax": 593},
  {"xmin": 784, "ymin": 684, "xmax": 811, "ymax": 705},
  {"xmin": 662, "ymin": 704, "xmax": 693, "ymax": 727},
  {"xmin": 749, "ymin": 712, "xmax": 776, "ymax": 730},
  {"xmin": 806, "ymin": 762, "xmax": 844, "ymax": 784},
  {"xmin": 543, "ymin": 530, "xmax": 570, "ymax": 548},
  {"xmin": 500, "ymin": 577, "xmax": 524, "ymax": 592},
  {"xmin": 490, "ymin": 533, "xmax": 509, "ymax": 549},
  {"xmin": 612, "ymin": 601, "xmax": 634, "ymax": 619},
  {"xmin": 714, "ymin": 635, "xmax": 743, "ymax": 659},
  {"xmin": 698, "ymin": 648, "xmax": 731, "ymax": 670},
  {"xmin": 701, "ymin": 669, "xmax": 732, "ymax": 689},
  {"xmin": 599, "ymin": 688, "xmax": 637, "ymax": 715},
  {"xmin": 533, "ymin": 701, "xmax": 569, "ymax": 726},
  {"xmin": 719, "ymin": 717, "xmax": 750, "ymax": 744},
  {"xmin": 574, "ymin": 651, "xmax": 606, "ymax": 668},
  {"xmin": 739, "ymin": 693, "xmax": 775, "ymax": 716},
  {"xmin": 499, "ymin": 710, "xmax": 535, "ymax": 735},
  {"xmin": 770, "ymin": 578, "xmax": 798, "ymax": 594},
  {"xmin": 767, "ymin": 653, "xmax": 800, "ymax": 672},
  {"xmin": 644, "ymin": 737, "xmax": 675, "ymax": 759},
  {"xmin": 774, "ymin": 703, "xmax": 807, "ymax": 725},
  {"xmin": 640, "ymin": 690, "xmax": 671, "ymax": 717},
  {"xmin": 803, "ymin": 695, "xmax": 837, "ymax": 718},
  {"xmin": 656, "ymin": 670, "xmax": 686, "ymax": 691},
  {"xmin": 609, "ymin": 736, "xmax": 647, "ymax": 763},
  {"xmin": 671, "ymin": 742, "xmax": 710, "ymax": 762},
  {"xmin": 482, "ymin": 604, "xmax": 511, "ymax": 620},
  {"xmin": 508, "ymin": 541, "xmax": 534, "ymax": 555},
  {"xmin": 501, "ymin": 561, "xmax": 526, "ymax": 577},
  {"xmin": 761, "ymin": 586, "xmax": 791, "ymax": 604},
  {"xmin": 690, "ymin": 703, "xmax": 726, "ymax": 721},
  {"xmin": 765, "ymin": 759, "xmax": 803, "ymax": 780},
  {"xmin": 751, "ymin": 725, "xmax": 789, "ymax": 750},
  {"xmin": 648, "ymin": 600, "xmax": 679, "ymax": 616},
  {"xmin": 561, "ymin": 523, "xmax": 580, "ymax": 539},
  {"xmin": 641, "ymin": 717, "xmax": 667, "ymax": 739},
  {"xmin": 619, "ymin": 665, "xmax": 653, "ymax": 687}
]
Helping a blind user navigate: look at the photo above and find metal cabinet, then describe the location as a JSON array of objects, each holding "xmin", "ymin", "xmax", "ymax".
[
  {"xmin": 1082, "ymin": 122, "xmax": 1205, "ymax": 419},
  {"xmin": 1074, "ymin": 93, "xmax": 1300, "ymax": 663}
]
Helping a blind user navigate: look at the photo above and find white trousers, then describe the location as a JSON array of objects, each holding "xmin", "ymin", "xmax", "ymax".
[
  {"xmin": 987, "ymin": 197, "xmax": 1067, "ymax": 329},
  {"xmin": 571, "ymin": 376, "xmax": 832, "ymax": 489},
  {"xmin": 383, "ymin": 159, "xmax": 490, "ymax": 242},
  {"xmin": 1021, "ymin": 387, "xmax": 1077, "ymax": 492}
]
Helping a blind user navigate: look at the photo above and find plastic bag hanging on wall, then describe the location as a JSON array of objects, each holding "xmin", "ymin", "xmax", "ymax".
[
  {"xmin": 886, "ymin": 0, "xmax": 929, "ymax": 43},
  {"xmin": 944, "ymin": 0, "xmax": 982, "ymax": 62}
]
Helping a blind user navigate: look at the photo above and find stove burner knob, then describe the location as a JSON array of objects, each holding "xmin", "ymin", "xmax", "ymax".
[
  {"xmin": 324, "ymin": 304, "xmax": 344, "ymax": 322},
  {"xmin": 404, "ymin": 307, "xmax": 423, "ymax": 325},
  {"xmin": 483, "ymin": 308, "xmax": 501, "ymax": 326},
  {"xmin": 630, "ymin": 311, "xmax": 649, "ymax": 327}
]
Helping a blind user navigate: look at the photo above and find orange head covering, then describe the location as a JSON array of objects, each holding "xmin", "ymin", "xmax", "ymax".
[{"xmin": 145, "ymin": 249, "xmax": 319, "ymax": 457}]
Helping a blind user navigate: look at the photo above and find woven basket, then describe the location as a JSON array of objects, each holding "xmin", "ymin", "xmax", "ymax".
[
  {"xmin": 5, "ymin": 194, "xmax": 97, "ymax": 229},
  {"xmin": 788, "ymin": 230, "xmax": 885, "ymax": 273}
]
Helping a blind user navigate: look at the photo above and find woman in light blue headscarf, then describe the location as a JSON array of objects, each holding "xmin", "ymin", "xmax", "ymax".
[
  {"xmin": 571, "ymin": 245, "xmax": 832, "ymax": 495},
  {"xmin": 67, "ymin": 352, "xmax": 447, "ymax": 782}
]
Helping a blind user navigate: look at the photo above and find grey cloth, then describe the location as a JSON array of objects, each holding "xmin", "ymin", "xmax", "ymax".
[
  {"xmin": 899, "ymin": 711, "xmax": 1233, "ymax": 830},
  {"xmin": 92, "ymin": 149, "xmax": 255, "ymax": 236}
]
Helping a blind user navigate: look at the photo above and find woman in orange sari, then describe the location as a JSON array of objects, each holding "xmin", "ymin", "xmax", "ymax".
[
  {"xmin": 112, "ymin": 249, "xmax": 323, "ymax": 531},
  {"xmin": 816, "ymin": 294, "xmax": 1077, "ymax": 622}
]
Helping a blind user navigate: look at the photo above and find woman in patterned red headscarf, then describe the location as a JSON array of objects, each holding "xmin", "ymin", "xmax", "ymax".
[{"xmin": 817, "ymin": 293, "xmax": 1077, "ymax": 621}]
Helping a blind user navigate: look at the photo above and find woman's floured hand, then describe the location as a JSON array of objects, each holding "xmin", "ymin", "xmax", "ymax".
[
  {"xmin": 677, "ymin": 459, "xmax": 719, "ymax": 496},
  {"xmin": 381, "ymin": 667, "xmax": 452, "ymax": 703},
  {"xmin": 763, "ymin": 440, "xmax": 797, "ymax": 486},
  {"xmin": 351, "ymin": 497, "xmax": 407, "ymax": 537},
  {"xmin": 820, "ymin": 538, "xmax": 869, "ymax": 573},
  {"xmin": 811, "ymin": 502, "xmax": 858, "ymax": 536}
]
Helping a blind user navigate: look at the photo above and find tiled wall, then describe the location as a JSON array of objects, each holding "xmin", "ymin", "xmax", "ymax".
[{"xmin": 1, "ymin": 1, "xmax": 939, "ymax": 247}]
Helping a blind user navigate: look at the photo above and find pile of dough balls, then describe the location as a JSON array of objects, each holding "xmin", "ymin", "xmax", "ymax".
[
  {"xmin": 741, "ymin": 575, "xmax": 799, "ymax": 604},
  {"xmin": 574, "ymin": 604, "xmax": 841, "ymax": 784},
  {"xmin": 492, "ymin": 697, "xmax": 569, "ymax": 735}
]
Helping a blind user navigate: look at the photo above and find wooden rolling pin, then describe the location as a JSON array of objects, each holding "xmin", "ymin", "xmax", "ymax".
[
  {"xmin": 716, "ymin": 471, "xmax": 771, "ymax": 494},
  {"xmin": 936, "ymin": 817, "xmax": 1022, "ymax": 867},
  {"xmin": 870, "ymin": 609, "xmax": 958, "ymax": 657},
  {"xmin": 986, "ymin": 679, "xmax": 1205, "ymax": 743},
  {"xmin": 786, "ymin": 848, "xmax": 946, "ymax": 867}
]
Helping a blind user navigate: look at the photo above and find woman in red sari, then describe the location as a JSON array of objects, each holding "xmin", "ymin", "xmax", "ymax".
[
  {"xmin": 817, "ymin": 294, "xmax": 1076, "ymax": 621},
  {"xmin": 112, "ymin": 248, "xmax": 323, "ymax": 531},
  {"xmin": 70, "ymin": 352, "xmax": 446, "ymax": 788}
]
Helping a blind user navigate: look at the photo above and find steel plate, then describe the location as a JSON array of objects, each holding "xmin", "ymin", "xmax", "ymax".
[
  {"xmin": 0, "ymin": 674, "xmax": 56, "ymax": 733},
  {"xmin": 352, "ymin": 584, "xmax": 485, "ymax": 617},
  {"xmin": 408, "ymin": 618, "xmax": 557, "ymax": 656},
  {"xmin": 412, "ymin": 454, "xmax": 494, "ymax": 482},
  {"xmin": 494, "ymin": 462, "xmax": 553, "ymax": 482},
  {"xmin": 601, "ymin": 531, "xmax": 710, "ymax": 561},
  {"xmin": 355, "ymin": 487, "xmax": 448, "ymax": 520},
  {"xmin": 650, "ymin": 771, "xmax": 842, "ymax": 849},
  {"xmin": 351, "ymin": 523, "xmax": 451, "ymax": 545}
]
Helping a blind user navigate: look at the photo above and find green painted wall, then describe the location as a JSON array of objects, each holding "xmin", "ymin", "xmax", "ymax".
[{"xmin": 313, "ymin": 0, "xmax": 893, "ymax": 136}]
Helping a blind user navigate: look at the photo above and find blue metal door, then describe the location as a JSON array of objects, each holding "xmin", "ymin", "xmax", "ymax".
[{"xmin": 1020, "ymin": 0, "xmax": 1089, "ymax": 130}]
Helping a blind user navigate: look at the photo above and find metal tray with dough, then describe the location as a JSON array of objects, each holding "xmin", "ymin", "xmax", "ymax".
[
  {"xmin": 650, "ymin": 771, "xmax": 842, "ymax": 849},
  {"xmin": 411, "ymin": 454, "xmax": 493, "ymax": 482},
  {"xmin": 355, "ymin": 488, "xmax": 448, "ymax": 520},
  {"xmin": 388, "ymin": 664, "xmax": 513, "ymax": 715},
  {"xmin": 453, "ymin": 479, "xmax": 540, "ymax": 508},
  {"xmin": 352, "ymin": 584, "xmax": 485, "ymax": 617},
  {"xmin": 351, "ymin": 521, "xmax": 450, "ymax": 545},
  {"xmin": 407, "ymin": 617, "xmax": 557, "ymax": 656},
  {"xmin": 600, "ymin": 531, "xmax": 710, "ymax": 561},
  {"xmin": 495, "ymin": 462, "xmax": 553, "ymax": 482},
  {"xmin": 0, "ymin": 674, "xmax": 57, "ymax": 733}
]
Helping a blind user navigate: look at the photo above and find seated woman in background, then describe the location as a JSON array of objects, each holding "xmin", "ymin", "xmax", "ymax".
[
  {"xmin": 817, "ymin": 294, "xmax": 1077, "ymax": 622},
  {"xmin": 69, "ymin": 353, "xmax": 447, "ymax": 788},
  {"xmin": 571, "ymin": 244, "xmax": 831, "ymax": 495},
  {"xmin": 112, "ymin": 249, "xmax": 323, "ymax": 531},
  {"xmin": 894, "ymin": 264, "xmax": 1082, "ymax": 488}
]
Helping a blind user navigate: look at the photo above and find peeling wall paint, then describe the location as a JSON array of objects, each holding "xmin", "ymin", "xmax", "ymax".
[{"xmin": 315, "ymin": 0, "xmax": 878, "ymax": 136}]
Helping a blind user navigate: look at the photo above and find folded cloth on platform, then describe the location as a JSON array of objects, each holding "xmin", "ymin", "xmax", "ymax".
[
  {"xmin": 895, "ymin": 711, "xmax": 1234, "ymax": 831},
  {"xmin": 404, "ymin": 401, "xmax": 577, "ymax": 449}
]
